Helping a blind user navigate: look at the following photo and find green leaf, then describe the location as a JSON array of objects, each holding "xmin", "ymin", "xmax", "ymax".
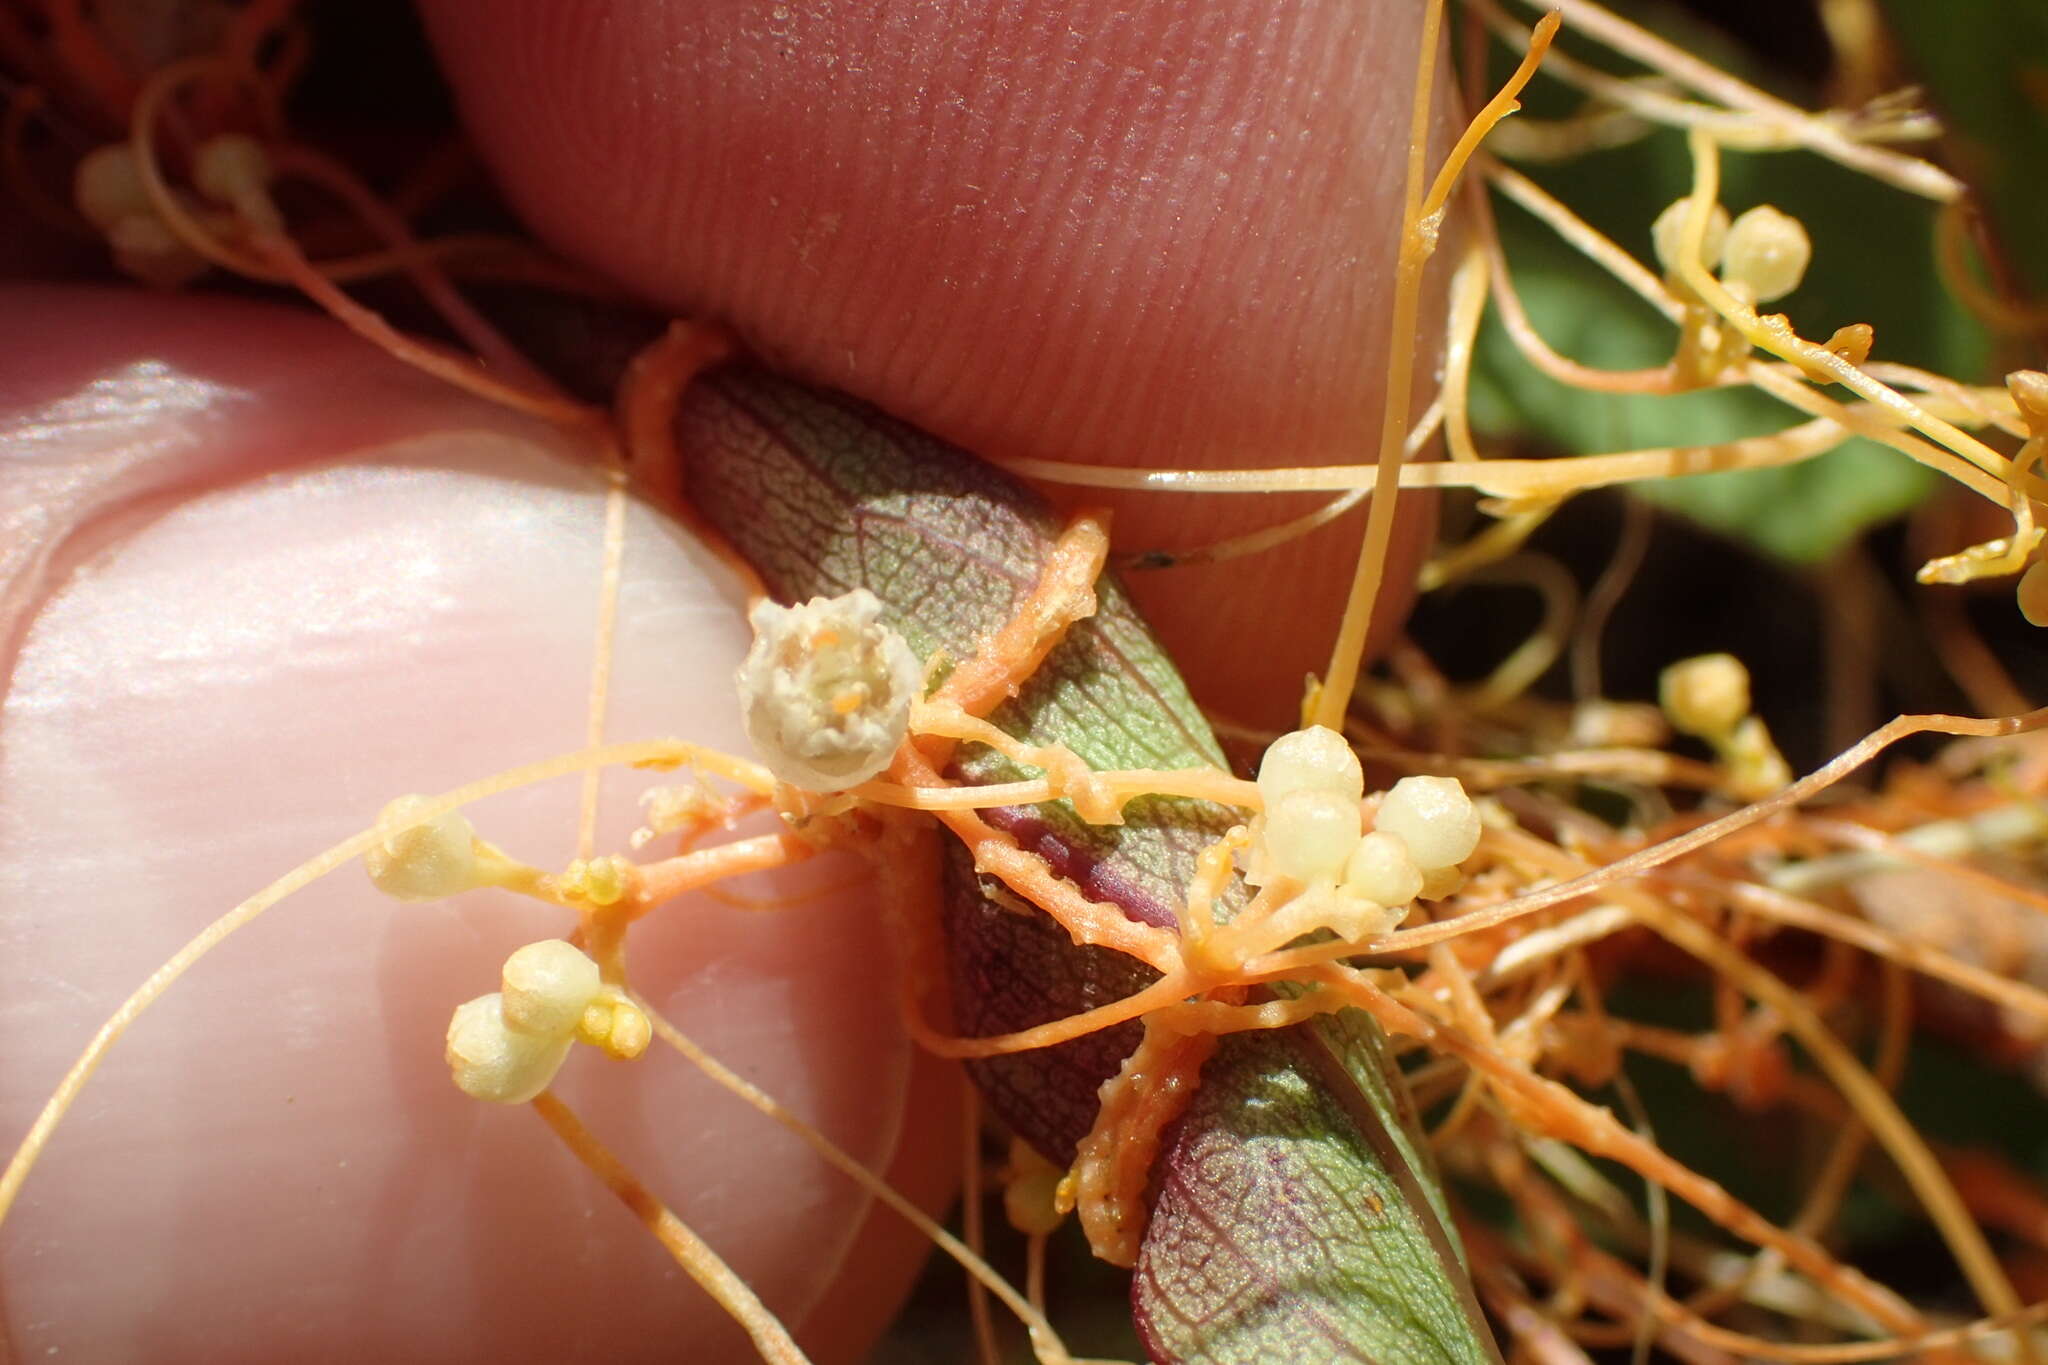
[
  {"xmin": 680, "ymin": 362, "xmax": 1240, "ymax": 1158},
  {"xmin": 1472, "ymin": 75, "xmax": 1986, "ymax": 562},
  {"xmin": 1135, "ymin": 1021, "xmax": 1484, "ymax": 1363},
  {"xmin": 680, "ymin": 365, "xmax": 1498, "ymax": 1364}
]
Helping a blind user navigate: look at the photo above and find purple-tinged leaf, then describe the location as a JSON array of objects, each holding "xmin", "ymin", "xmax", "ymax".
[
  {"xmin": 1136, "ymin": 1018, "xmax": 1492, "ymax": 1363},
  {"xmin": 682, "ymin": 363, "xmax": 1236, "ymax": 1159},
  {"xmin": 680, "ymin": 364, "xmax": 1497, "ymax": 1363}
]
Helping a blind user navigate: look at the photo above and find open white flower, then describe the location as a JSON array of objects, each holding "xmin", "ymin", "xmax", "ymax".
[{"xmin": 736, "ymin": 588, "xmax": 922, "ymax": 791}]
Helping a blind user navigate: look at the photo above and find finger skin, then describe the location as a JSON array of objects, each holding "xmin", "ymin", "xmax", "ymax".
[
  {"xmin": 0, "ymin": 288, "xmax": 953, "ymax": 1364},
  {"xmin": 419, "ymin": 0, "xmax": 1445, "ymax": 724}
]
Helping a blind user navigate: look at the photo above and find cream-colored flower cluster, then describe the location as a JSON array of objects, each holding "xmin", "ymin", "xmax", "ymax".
[
  {"xmin": 1247, "ymin": 726, "xmax": 1481, "ymax": 940},
  {"xmin": 444, "ymin": 940, "xmax": 650, "ymax": 1104}
]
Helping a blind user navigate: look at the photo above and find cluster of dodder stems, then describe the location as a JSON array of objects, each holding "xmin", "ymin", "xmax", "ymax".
[{"xmin": 12, "ymin": 0, "xmax": 2048, "ymax": 1361}]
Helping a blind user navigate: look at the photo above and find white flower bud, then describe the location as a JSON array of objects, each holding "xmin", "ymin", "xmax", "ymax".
[
  {"xmin": 2009, "ymin": 370, "xmax": 2048, "ymax": 438},
  {"xmin": 193, "ymin": 134, "xmax": 270, "ymax": 207},
  {"xmin": 1651, "ymin": 198, "xmax": 1730, "ymax": 276},
  {"xmin": 1568, "ymin": 698, "xmax": 1669, "ymax": 750},
  {"xmin": 192, "ymin": 135, "xmax": 270, "ymax": 206},
  {"xmin": 1725, "ymin": 714, "xmax": 1793, "ymax": 798},
  {"xmin": 1002, "ymin": 1139, "xmax": 1067, "ymax": 1238},
  {"xmin": 736, "ymin": 589, "xmax": 921, "ymax": 791},
  {"xmin": 500, "ymin": 940, "xmax": 602, "ymax": 1039},
  {"xmin": 1721, "ymin": 205, "xmax": 1811, "ymax": 304},
  {"xmin": 446, "ymin": 993, "xmax": 573, "ymax": 1104},
  {"xmin": 363, "ymin": 796, "xmax": 480, "ymax": 901},
  {"xmin": 1375, "ymin": 776, "xmax": 1481, "ymax": 872},
  {"xmin": 1342, "ymin": 830, "xmax": 1424, "ymax": 907},
  {"xmin": 1265, "ymin": 789, "xmax": 1363, "ymax": 885},
  {"xmin": 105, "ymin": 214, "xmax": 207, "ymax": 289},
  {"xmin": 1660, "ymin": 652, "xmax": 1751, "ymax": 739},
  {"xmin": 74, "ymin": 144, "xmax": 150, "ymax": 233},
  {"xmin": 1256, "ymin": 726, "xmax": 1364, "ymax": 810},
  {"xmin": 2020, "ymin": 561, "xmax": 2048, "ymax": 628},
  {"xmin": 1418, "ymin": 864, "xmax": 1467, "ymax": 901}
]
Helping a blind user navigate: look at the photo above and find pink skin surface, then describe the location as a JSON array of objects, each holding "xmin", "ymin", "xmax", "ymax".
[
  {"xmin": 4, "ymin": 4, "xmax": 1447, "ymax": 1358},
  {"xmin": 419, "ymin": 0, "xmax": 1444, "ymax": 726},
  {"xmin": 0, "ymin": 288, "xmax": 953, "ymax": 1364}
]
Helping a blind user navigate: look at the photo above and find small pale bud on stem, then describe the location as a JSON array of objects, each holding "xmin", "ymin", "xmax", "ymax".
[
  {"xmin": 1342, "ymin": 830, "xmax": 1424, "ymax": 907},
  {"xmin": 446, "ymin": 942, "xmax": 630, "ymax": 1102},
  {"xmin": 2009, "ymin": 370, "xmax": 2048, "ymax": 438},
  {"xmin": 1255, "ymin": 725, "xmax": 1364, "ymax": 810},
  {"xmin": 1651, "ymin": 198, "xmax": 1730, "ymax": 277},
  {"xmin": 2019, "ymin": 561, "xmax": 2048, "ymax": 628},
  {"xmin": 500, "ymin": 940, "xmax": 602, "ymax": 1038},
  {"xmin": 1721, "ymin": 205, "xmax": 1811, "ymax": 304},
  {"xmin": 1660, "ymin": 653, "xmax": 1751, "ymax": 740},
  {"xmin": 364, "ymin": 796, "xmax": 482, "ymax": 901},
  {"xmin": 1659, "ymin": 654, "xmax": 1791, "ymax": 797},
  {"xmin": 1002, "ymin": 1140, "xmax": 1069, "ymax": 1238},
  {"xmin": 192, "ymin": 134, "xmax": 271, "ymax": 210},
  {"xmin": 73, "ymin": 145, "xmax": 150, "ymax": 233},
  {"xmin": 1264, "ymin": 789, "xmax": 1363, "ymax": 885},
  {"xmin": 1375, "ymin": 776, "xmax": 1482, "ymax": 871},
  {"xmin": 1724, "ymin": 715, "xmax": 1794, "ymax": 799},
  {"xmin": 446, "ymin": 994, "xmax": 574, "ymax": 1105}
]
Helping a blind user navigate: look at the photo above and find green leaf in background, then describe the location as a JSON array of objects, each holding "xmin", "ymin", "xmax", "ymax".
[
  {"xmin": 1470, "ymin": 9, "xmax": 1991, "ymax": 563},
  {"xmin": 678, "ymin": 365, "xmax": 1498, "ymax": 1364},
  {"xmin": 1634, "ymin": 439, "xmax": 1936, "ymax": 566}
]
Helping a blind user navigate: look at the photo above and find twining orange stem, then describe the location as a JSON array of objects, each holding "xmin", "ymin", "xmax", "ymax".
[
  {"xmin": 920, "ymin": 513, "xmax": 1110, "ymax": 744},
  {"xmin": 628, "ymin": 833, "xmax": 818, "ymax": 915},
  {"xmin": 1299, "ymin": 965, "xmax": 1928, "ymax": 1336},
  {"xmin": 1069, "ymin": 1020, "xmax": 1219, "ymax": 1266},
  {"xmin": 530, "ymin": 1091, "xmax": 810, "ymax": 1364},
  {"xmin": 1313, "ymin": 8, "xmax": 1560, "ymax": 729}
]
